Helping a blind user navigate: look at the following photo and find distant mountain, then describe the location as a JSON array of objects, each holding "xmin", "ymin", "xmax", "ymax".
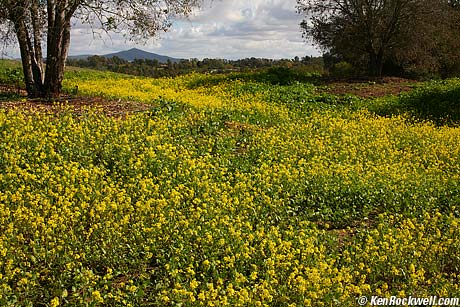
[
  {"xmin": 104, "ymin": 48, "xmax": 181, "ymax": 63},
  {"xmin": 68, "ymin": 48, "xmax": 182, "ymax": 63}
]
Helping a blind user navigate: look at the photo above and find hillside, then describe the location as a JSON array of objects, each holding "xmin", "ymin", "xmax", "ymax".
[{"xmin": 102, "ymin": 48, "xmax": 181, "ymax": 63}]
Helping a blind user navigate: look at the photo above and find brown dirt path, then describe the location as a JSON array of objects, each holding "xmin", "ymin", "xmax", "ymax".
[{"xmin": 319, "ymin": 77, "xmax": 418, "ymax": 98}]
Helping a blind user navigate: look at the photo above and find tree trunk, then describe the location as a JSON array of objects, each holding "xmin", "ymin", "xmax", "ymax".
[
  {"xmin": 368, "ymin": 50, "xmax": 384, "ymax": 77},
  {"xmin": 369, "ymin": 52, "xmax": 377, "ymax": 76},
  {"xmin": 376, "ymin": 49, "xmax": 384, "ymax": 77},
  {"xmin": 15, "ymin": 22, "xmax": 37, "ymax": 97},
  {"xmin": 43, "ymin": 25, "xmax": 70, "ymax": 97},
  {"xmin": 44, "ymin": 1, "xmax": 63, "ymax": 97},
  {"xmin": 43, "ymin": 1, "xmax": 72, "ymax": 98},
  {"xmin": 30, "ymin": 0, "xmax": 44, "ymax": 91},
  {"xmin": 11, "ymin": 4, "xmax": 44, "ymax": 97}
]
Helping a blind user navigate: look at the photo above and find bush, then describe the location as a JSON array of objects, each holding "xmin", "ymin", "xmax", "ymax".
[{"xmin": 330, "ymin": 61, "xmax": 357, "ymax": 79}]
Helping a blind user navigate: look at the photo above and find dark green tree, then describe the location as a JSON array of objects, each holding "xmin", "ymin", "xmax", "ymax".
[
  {"xmin": 297, "ymin": 0, "xmax": 419, "ymax": 76},
  {"xmin": 298, "ymin": 0, "xmax": 460, "ymax": 77}
]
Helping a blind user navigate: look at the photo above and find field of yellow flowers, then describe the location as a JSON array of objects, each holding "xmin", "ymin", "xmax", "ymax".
[{"xmin": 1, "ymin": 67, "xmax": 460, "ymax": 306}]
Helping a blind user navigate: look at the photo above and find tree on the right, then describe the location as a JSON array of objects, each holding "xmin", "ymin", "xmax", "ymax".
[{"xmin": 297, "ymin": 0, "xmax": 460, "ymax": 77}]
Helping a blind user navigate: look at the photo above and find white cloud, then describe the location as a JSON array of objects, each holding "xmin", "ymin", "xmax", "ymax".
[
  {"xmin": 3, "ymin": 0, "xmax": 320, "ymax": 60},
  {"xmin": 151, "ymin": 0, "xmax": 319, "ymax": 59}
]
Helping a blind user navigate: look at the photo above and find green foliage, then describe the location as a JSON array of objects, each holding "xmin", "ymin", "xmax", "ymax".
[
  {"xmin": 329, "ymin": 61, "xmax": 357, "ymax": 79},
  {"xmin": 4, "ymin": 68, "xmax": 23, "ymax": 84},
  {"xmin": 370, "ymin": 78, "xmax": 460, "ymax": 126},
  {"xmin": 251, "ymin": 67, "xmax": 322, "ymax": 85},
  {"xmin": 0, "ymin": 60, "xmax": 23, "ymax": 85},
  {"xmin": 0, "ymin": 61, "xmax": 24, "ymax": 100}
]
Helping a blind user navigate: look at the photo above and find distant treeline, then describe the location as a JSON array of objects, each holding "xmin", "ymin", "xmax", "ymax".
[{"xmin": 66, "ymin": 56, "xmax": 324, "ymax": 78}]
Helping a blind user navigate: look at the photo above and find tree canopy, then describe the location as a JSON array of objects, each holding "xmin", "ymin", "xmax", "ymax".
[
  {"xmin": 297, "ymin": 0, "xmax": 460, "ymax": 77},
  {"xmin": 0, "ymin": 0, "xmax": 204, "ymax": 97}
]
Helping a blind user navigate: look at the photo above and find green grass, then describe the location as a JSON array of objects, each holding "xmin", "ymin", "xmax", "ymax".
[{"xmin": 0, "ymin": 60, "xmax": 22, "ymax": 85}]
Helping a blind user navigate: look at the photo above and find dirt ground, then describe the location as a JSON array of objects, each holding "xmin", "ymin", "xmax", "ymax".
[
  {"xmin": 0, "ymin": 87, "xmax": 153, "ymax": 118},
  {"xmin": 321, "ymin": 76, "xmax": 418, "ymax": 98}
]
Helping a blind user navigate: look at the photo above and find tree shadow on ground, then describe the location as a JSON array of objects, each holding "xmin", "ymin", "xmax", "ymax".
[
  {"xmin": 0, "ymin": 88, "xmax": 23, "ymax": 101},
  {"xmin": 373, "ymin": 80, "xmax": 460, "ymax": 126}
]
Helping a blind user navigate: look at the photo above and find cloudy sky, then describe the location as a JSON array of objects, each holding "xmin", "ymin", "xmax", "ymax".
[{"xmin": 2, "ymin": 0, "xmax": 320, "ymax": 60}]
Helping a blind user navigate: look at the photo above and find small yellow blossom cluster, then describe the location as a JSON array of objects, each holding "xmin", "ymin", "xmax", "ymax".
[{"xmin": 0, "ymin": 71, "xmax": 459, "ymax": 305}]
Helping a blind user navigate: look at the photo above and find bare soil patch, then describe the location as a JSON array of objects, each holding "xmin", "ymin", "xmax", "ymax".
[
  {"xmin": 0, "ymin": 86, "xmax": 153, "ymax": 118},
  {"xmin": 321, "ymin": 77, "xmax": 418, "ymax": 98}
]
